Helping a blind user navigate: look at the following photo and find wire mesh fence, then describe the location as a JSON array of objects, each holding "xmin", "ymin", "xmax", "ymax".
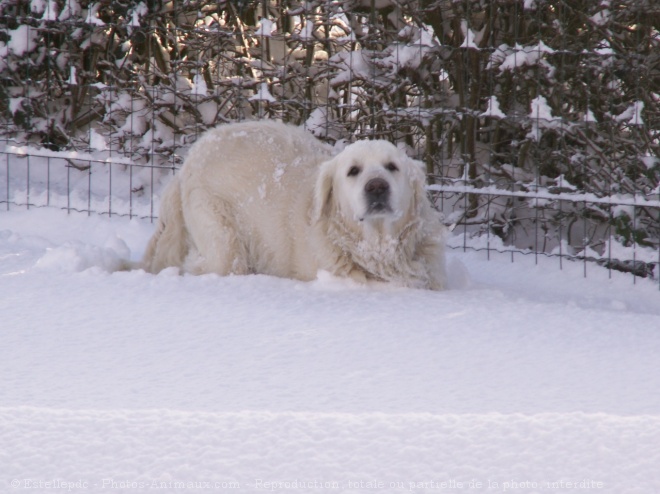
[{"xmin": 1, "ymin": 0, "xmax": 659, "ymax": 285}]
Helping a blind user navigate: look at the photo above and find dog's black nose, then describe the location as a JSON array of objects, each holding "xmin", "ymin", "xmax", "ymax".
[{"xmin": 365, "ymin": 178, "xmax": 390, "ymax": 197}]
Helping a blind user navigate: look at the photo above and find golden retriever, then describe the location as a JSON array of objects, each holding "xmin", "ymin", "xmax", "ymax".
[{"xmin": 143, "ymin": 121, "xmax": 446, "ymax": 290}]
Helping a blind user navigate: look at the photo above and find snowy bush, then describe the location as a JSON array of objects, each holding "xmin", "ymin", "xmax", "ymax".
[{"xmin": 0, "ymin": 0, "xmax": 658, "ymax": 274}]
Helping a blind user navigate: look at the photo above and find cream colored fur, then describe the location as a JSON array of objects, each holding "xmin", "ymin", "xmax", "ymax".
[{"xmin": 143, "ymin": 120, "xmax": 446, "ymax": 290}]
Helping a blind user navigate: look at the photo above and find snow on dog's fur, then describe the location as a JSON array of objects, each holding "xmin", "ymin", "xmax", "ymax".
[{"xmin": 143, "ymin": 120, "xmax": 446, "ymax": 290}]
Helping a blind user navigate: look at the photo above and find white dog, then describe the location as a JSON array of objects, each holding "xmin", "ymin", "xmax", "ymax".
[{"xmin": 143, "ymin": 120, "xmax": 446, "ymax": 290}]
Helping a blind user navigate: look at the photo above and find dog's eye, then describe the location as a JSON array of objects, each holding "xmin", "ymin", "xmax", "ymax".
[
  {"xmin": 385, "ymin": 162, "xmax": 399, "ymax": 172},
  {"xmin": 347, "ymin": 165, "xmax": 361, "ymax": 177}
]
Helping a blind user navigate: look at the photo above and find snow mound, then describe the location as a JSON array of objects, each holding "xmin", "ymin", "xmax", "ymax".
[{"xmin": 35, "ymin": 237, "xmax": 131, "ymax": 273}]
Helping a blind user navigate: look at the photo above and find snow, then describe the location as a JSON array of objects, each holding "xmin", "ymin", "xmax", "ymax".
[
  {"xmin": 129, "ymin": 2, "xmax": 148, "ymax": 28},
  {"xmin": 490, "ymin": 42, "xmax": 555, "ymax": 72},
  {"xmin": 68, "ymin": 66, "xmax": 78, "ymax": 85},
  {"xmin": 384, "ymin": 44, "xmax": 429, "ymax": 72},
  {"xmin": 329, "ymin": 51, "xmax": 373, "ymax": 86},
  {"xmin": 192, "ymin": 73, "xmax": 208, "ymax": 96},
  {"xmin": 481, "ymin": 96, "xmax": 506, "ymax": 119},
  {"xmin": 250, "ymin": 83, "xmax": 277, "ymax": 103},
  {"xmin": 383, "ymin": 26, "xmax": 438, "ymax": 72},
  {"xmin": 8, "ymin": 25, "xmax": 39, "ymax": 57},
  {"xmin": 429, "ymin": 182, "xmax": 660, "ymax": 209},
  {"xmin": 43, "ymin": 0, "xmax": 59, "ymax": 20},
  {"xmin": 299, "ymin": 17, "xmax": 315, "ymax": 40},
  {"xmin": 59, "ymin": 0, "xmax": 81, "ymax": 21},
  {"xmin": 590, "ymin": 9, "xmax": 611, "ymax": 26},
  {"xmin": 306, "ymin": 107, "xmax": 331, "ymax": 137},
  {"xmin": 31, "ymin": 0, "xmax": 58, "ymax": 20},
  {"xmin": 255, "ymin": 18, "xmax": 276, "ymax": 37},
  {"xmin": 88, "ymin": 129, "xmax": 108, "ymax": 151},
  {"xmin": 616, "ymin": 101, "xmax": 645, "ymax": 127},
  {"xmin": 640, "ymin": 154, "xmax": 659, "ymax": 170},
  {"xmin": 31, "ymin": 0, "xmax": 47, "ymax": 14},
  {"xmin": 584, "ymin": 108, "xmax": 597, "ymax": 123},
  {"xmin": 1, "ymin": 205, "xmax": 659, "ymax": 493},
  {"xmin": 528, "ymin": 95, "xmax": 560, "ymax": 141},
  {"xmin": 459, "ymin": 23, "xmax": 478, "ymax": 50},
  {"xmin": 8, "ymin": 97, "xmax": 24, "ymax": 116},
  {"xmin": 530, "ymin": 94, "xmax": 554, "ymax": 119},
  {"xmin": 84, "ymin": 2, "xmax": 105, "ymax": 26}
]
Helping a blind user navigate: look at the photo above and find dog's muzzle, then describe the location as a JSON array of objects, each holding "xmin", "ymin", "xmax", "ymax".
[{"xmin": 364, "ymin": 177, "xmax": 392, "ymax": 214}]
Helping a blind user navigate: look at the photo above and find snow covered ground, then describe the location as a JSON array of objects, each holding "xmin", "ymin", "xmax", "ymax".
[{"xmin": 1, "ymin": 207, "xmax": 660, "ymax": 493}]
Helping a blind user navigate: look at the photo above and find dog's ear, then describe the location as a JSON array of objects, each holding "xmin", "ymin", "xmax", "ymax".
[
  {"xmin": 408, "ymin": 157, "xmax": 430, "ymax": 214},
  {"xmin": 312, "ymin": 158, "xmax": 336, "ymax": 224}
]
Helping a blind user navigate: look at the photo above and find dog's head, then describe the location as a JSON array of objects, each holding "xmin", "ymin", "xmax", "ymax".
[{"xmin": 313, "ymin": 140, "xmax": 427, "ymax": 226}]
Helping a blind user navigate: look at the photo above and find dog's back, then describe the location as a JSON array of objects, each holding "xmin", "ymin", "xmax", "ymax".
[{"xmin": 143, "ymin": 121, "xmax": 333, "ymax": 277}]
